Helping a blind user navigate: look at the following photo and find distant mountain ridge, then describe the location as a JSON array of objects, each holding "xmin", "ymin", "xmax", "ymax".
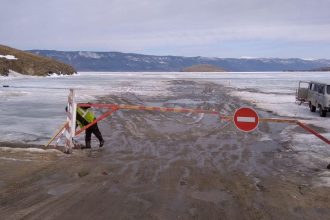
[{"xmin": 28, "ymin": 50, "xmax": 330, "ymax": 72}]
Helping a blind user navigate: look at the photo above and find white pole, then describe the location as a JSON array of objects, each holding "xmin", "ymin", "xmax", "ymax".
[
  {"xmin": 64, "ymin": 89, "xmax": 76, "ymax": 153},
  {"xmin": 71, "ymin": 89, "xmax": 77, "ymax": 140}
]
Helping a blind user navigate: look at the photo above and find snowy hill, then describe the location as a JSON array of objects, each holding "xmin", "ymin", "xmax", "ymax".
[
  {"xmin": 0, "ymin": 45, "xmax": 76, "ymax": 76},
  {"xmin": 28, "ymin": 50, "xmax": 330, "ymax": 72}
]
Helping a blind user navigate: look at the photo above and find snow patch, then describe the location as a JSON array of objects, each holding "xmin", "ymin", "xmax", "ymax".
[
  {"xmin": 240, "ymin": 56, "xmax": 258, "ymax": 59},
  {"xmin": 46, "ymin": 73, "xmax": 75, "ymax": 78},
  {"xmin": 198, "ymin": 56, "xmax": 219, "ymax": 61},
  {"xmin": 316, "ymin": 171, "xmax": 330, "ymax": 187},
  {"xmin": 0, "ymin": 157, "xmax": 33, "ymax": 162},
  {"xmin": 0, "ymin": 54, "xmax": 17, "ymax": 60},
  {"xmin": 230, "ymin": 90, "xmax": 303, "ymax": 117},
  {"xmin": 0, "ymin": 147, "xmax": 62, "ymax": 154},
  {"xmin": 125, "ymin": 56, "xmax": 141, "ymax": 62},
  {"xmin": 259, "ymin": 133, "xmax": 273, "ymax": 141},
  {"xmin": 8, "ymin": 70, "xmax": 25, "ymax": 77},
  {"xmin": 0, "ymin": 70, "xmax": 33, "ymax": 79},
  {"xmin": 78, "ymin": 51, "xmax": 102, "ymax": 59},
  {"xmin": 302, "ymin": 58, "xmax": 317, "ymax": 61}
]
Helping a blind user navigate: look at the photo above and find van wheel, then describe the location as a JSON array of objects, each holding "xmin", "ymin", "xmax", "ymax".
[
  {"xmin": 309, "ymin": 102, "xmax": 316, "ymax": 112},
  {"xmin": 319, "ymin": 106, "xmax": 327, "ymax": 117}
]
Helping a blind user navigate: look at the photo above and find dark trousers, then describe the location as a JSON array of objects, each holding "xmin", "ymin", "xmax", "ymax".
[{"xmin": 85, "ymin": 123, "xmax": 103, "ymax": 143}]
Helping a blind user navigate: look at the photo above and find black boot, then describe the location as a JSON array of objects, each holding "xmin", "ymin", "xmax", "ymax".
[
  {"xmin": 82, "ymin": 141, "xmax": 91, "ymax": 149},
  {"xmin": 99, "ymin": 140, "xmax": 104, "ymax": 148}
]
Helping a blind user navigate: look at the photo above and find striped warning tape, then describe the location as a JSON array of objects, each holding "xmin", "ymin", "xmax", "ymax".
[
  {"xmin": 259, "ymin": 118, "xmax": 298, "ymax": 124},
  {"xmin": 296, "ymin": 121, "xmax": 330, "ymax": 145},
  {"xmin": 78, "ymin": 103, "xmax": 220, "ymax": 115},
  {"xmin": 76, "ymin": 103, "xmax": 329, "ymax": 145}
]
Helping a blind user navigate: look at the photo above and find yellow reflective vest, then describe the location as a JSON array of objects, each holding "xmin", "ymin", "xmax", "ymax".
[{"xmin": 76, "ymin": 107, "xmax": 95, "ymax": 128}]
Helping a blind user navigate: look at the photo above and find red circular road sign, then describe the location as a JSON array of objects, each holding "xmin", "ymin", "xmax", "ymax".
[{"xmin": 233, "ymin": 107, "xmax": 259, "ymax": 132}]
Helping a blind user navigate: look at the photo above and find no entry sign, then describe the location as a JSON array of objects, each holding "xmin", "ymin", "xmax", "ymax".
[{"xmin": 234, "ymin": 107, "xmax": 259, "ymax": 132}]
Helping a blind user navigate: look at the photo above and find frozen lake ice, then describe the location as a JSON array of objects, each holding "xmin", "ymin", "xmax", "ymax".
[{"xmin": 0, "ymin": 71, "xmax": 329, "ymax": 145}]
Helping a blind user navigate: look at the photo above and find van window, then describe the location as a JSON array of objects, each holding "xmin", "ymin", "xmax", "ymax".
[
  {"xmin": 318, "ymin": 85, "xmax": 325, "ymax": 94},
  {"xmin": 313, "ymin": 84, "xmax": 318, "ymax": 91},
  {"xmin": 327, "ymin": 85, "xmax": 330, "ymax": 94}
]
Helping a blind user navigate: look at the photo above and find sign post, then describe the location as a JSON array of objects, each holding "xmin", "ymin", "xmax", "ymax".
[
  {"xmin": 233, "ymin": 107, "xmax": 259, "ymax": 132},
  {"xmin": 64, "ymin": 89, "xmax": 76, "ymax": 153}
]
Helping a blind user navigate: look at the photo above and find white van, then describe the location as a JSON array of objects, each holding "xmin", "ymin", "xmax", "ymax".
[{"xmin": 296, "ymin": 81, "xmax": 330, "ymax": 117}]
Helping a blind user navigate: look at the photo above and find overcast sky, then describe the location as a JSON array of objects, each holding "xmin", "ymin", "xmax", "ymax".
[{"xmin": 1, "ymin": 0, "xmax": 330, "ymax": 58}]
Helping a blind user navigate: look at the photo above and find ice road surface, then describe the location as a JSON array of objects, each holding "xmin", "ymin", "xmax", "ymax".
[{"xmin": 0, "ymin": 71, "xmax": 329, "ymax": 146}]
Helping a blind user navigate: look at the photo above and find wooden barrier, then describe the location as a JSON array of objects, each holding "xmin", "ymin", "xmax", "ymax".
[
  {"xmin": 46, "ymin": 90, "xmax": 330, "ymax": 151},
  {"xmin": 76, "ymin": 103, "xmax": 329, "ymax": 145}
]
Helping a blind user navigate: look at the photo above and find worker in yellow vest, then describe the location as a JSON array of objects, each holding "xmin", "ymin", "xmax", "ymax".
[{"xmin": 76, "ymin": 106, "xmax": 104, "ymax": 149}]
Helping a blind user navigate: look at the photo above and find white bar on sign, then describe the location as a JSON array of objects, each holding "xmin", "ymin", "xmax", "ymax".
[{"xmin": 237, "ymin": 117, "xmax": 256, "ymax": 123}]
